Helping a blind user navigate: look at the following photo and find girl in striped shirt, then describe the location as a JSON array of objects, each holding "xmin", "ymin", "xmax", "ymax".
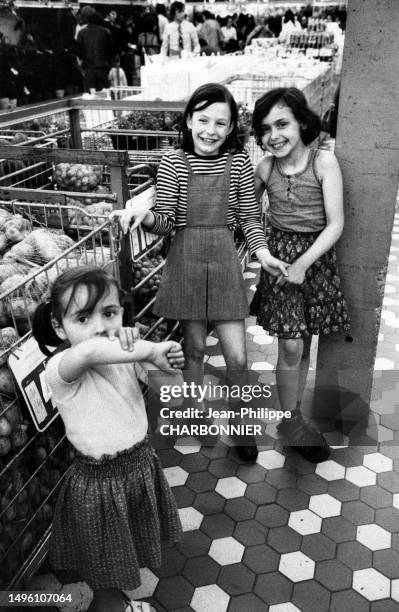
[{"xmin": 117, "ymin": 83, "xmax": 287, "ymax": 461}]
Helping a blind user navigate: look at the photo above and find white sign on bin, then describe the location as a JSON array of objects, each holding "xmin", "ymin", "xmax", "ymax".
[
  {"xmin": 127, "ymin": 186, "xmax": 160, "ymax": 261},
  {"xmin": 130, "ymin": 226, "xmax": 160, "ymax": 261},
  {"xmin": 8, "ymin": 336, "xmax": 59, "ymax": 432}
]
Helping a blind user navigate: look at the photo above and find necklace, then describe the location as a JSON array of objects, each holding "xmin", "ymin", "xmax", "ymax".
[
  {"xmin": 276, "ymin": 149, "xmax": 311, "ymax": 177},
  {"xmin": 276, "ymin": 150, "xmax": 311, "ymax": 203}
]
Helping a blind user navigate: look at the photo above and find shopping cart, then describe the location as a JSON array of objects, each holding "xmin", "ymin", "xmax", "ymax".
[
  {"xmin": 81, "ymin": 126, "xmax": 179, "ymax": 164},
  {"xmin": 0, "ymin": 138, "xmax": 59, "ymax": 190},
  {"xmin": 0, "ymin": 200, "xmax": 122, "ymax": 589}
]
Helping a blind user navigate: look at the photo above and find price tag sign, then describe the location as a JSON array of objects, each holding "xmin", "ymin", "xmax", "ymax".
[
  {"xmin": 130, "ymin": 225, "xmax": 161, "ymax": 261},
  {"xmin": 8, "ymin": 336, "xmax": 59, "ymax": 432},
  {"xmin": 127, "ymin": 185, "xmax": 161, "ymax": 261}
]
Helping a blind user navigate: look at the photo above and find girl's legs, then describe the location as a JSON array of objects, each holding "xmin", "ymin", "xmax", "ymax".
[
  {"xmin": 276, "ymin": 337, "xmax": 330, "ymax": 463},
  {"xmin": 181, "ymin": 320, "xmax": 208, "ymax": 388},
  {"xmin": 296, "ymin": 335, "xmax": 312, "ymax": 410},
  {"xmin": 276, "ymin": 336, "xmax": 312, "ymax": 412},
  {"xmin": 214, "ymin": 319, "xmax": 247, "ymax": 373},
  {"xmin": 180, "ymin": 320, "xmax": 213, "ymax": 430},
  {"xmin": 276, "ymin": 338, "xmax": 305, "ymax": 414},
  {"xmin": 214, "ymin": 320, "xmax": 258, "ymax": 461}
]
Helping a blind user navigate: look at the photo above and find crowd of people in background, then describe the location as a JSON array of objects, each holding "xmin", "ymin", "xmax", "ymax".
[
  {"xmin": 0, "ymin": 3, "xmax": 347, "ymax": 101},
  {"xmin": 73, "ymin": 3, "xmax": 346, "ymax": 90}
]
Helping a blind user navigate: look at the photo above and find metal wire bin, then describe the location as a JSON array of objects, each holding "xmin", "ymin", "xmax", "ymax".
[{"xmin": 82, "ymin": 127, "xmax": 179, "ymax": 163}]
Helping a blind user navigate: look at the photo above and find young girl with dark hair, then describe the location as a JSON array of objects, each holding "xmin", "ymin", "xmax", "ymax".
[
  {"xmin": 251, "ymin": 87, "xmax": 350, "ymax": 463},
  {"xmin": 32, "ymin": 266, "xmax": 184, "ymax": 612},
  {"xmin": 115, "ymin": 83, "xmax": 286, "ymax": 461}
]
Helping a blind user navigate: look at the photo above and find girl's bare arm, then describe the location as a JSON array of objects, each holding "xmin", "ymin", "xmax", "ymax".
[
  {"xmin": 254, "ymin": 158, "xmax": 289, "ymax": 277},
  {"xmin": 58, "ymin": 337, "xmax": 182, "ymax": 382},
  {"xmin": 278, "ymin": 151, "xmax": 344, "ymax": 285},
  {"xmin": 296, "ymin": 151, "xmax": 344, "ymax": 270}
]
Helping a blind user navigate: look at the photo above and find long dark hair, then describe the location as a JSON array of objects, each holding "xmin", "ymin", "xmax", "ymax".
[
  {"xmin": 252, "ymin": 87, "xmax": 321, "ymax": 148},
  {"xmin": 180, "ymin": 83, "xmax": 243, "ymax": 154},
  {"xmin": 284, "ymin": 9, "xmax": 295, "ymax": 24},
  {"xmin": 32, "ymin": 266, "xmax": 120, "ymax": 356}
]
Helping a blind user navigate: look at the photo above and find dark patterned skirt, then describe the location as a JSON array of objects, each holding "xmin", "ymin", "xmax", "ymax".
[
  {"xmin": 250, "ymin": 227, "xmax": 351, "ymax": 339},
  {"xmin": 49, "ymin": 436, "xmax": 182, "ymax": 590}
]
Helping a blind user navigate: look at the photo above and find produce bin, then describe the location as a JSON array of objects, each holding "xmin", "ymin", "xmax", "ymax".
[
  {"xmin": 0, "ymin": 200, "xmax": 122, "ymax": 589},
  {"xmin": 0, "ymin": 182, "xmax": 183, "ymax": 588},
  {"xmin": 0, "ymin": 145, "xmax": 133, "ymax": 207},
  {"xmin": 226, "ymin": 75, "xmax": 311, "ymax": 110}
]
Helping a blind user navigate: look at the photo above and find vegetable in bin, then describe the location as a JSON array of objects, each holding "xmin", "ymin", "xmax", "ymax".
[{"xmin": 53, "ymin": 163, "xmax": 102, "ymax": 192}]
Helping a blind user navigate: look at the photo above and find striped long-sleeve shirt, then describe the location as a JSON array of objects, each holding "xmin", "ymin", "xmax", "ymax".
[{"xmin": 151, "ymin": 150, "xmax": 268, "ymax": 257}]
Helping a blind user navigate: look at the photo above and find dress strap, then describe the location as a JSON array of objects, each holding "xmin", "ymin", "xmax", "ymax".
[
  {"xmin": 311, "ymin": 148, "xmax": 323, "ymax": 186},
  {"xmin": 264, "ymin": 155, "xmax": 275, "ymax": 187},
  {"xmin": 176, "ymin": 149, "xmax": 193, "ymax": 176},
  {"xmin": 223, "ymin": 152, "xmax": 234, "ymax": 177}
]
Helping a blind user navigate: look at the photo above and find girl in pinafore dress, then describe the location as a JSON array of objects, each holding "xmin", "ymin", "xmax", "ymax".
[
  {"xmin": 117, "ymin": 83, "xmax": 286, "ymax": 462},
  {"xmin": 250, "ymin": 87, "xmax": 350, "ymax": 463},
  {"xmin": 32, "ymin": 266, "xmax": 184, "ymax": 612}
]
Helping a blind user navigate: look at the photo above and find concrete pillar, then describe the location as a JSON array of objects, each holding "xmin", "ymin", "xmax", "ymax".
[{"xmin": 314, "ymin": 0, "xmax": 399, "ymax": 430}]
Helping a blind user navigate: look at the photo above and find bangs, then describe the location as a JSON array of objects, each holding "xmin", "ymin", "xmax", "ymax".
[
  {"xmin": 193, "ymin": 94, "xmax": 229, "ymax": 114},
  {"xmin": 62, "ymin": 278, "xmax": 115, "ymax": 317},
  {"xmin": 180, "ymin": 83, "xmax": 242, "ymax": 153}
]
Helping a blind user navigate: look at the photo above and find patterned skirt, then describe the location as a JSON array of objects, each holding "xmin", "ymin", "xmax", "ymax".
[
  {"xmin": 250, "ymin": 227, "xmax": 351, "ymax": 339},
  {"xmin": 49, "ymin": 436, "xmax": 182, "ymax": 590}
]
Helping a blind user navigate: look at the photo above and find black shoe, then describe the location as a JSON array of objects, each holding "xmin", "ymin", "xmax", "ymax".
[
  {"xmin": 235, "ymin": 441, "xmax": 259, "ymax": 462},
  {"xmin": 277, "ymin": 412, "xmax": 331, "ymax": 463},
  {"xmin": 229, "ymin": 416, "xmax": 258, "ymax": 462}
]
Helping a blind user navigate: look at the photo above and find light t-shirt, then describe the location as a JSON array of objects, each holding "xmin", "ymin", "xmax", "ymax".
[
  {"xmin": 46, "ymin": 351, "xmax": 148, "ymax": 459},
  {"xmin": 221, "ymin": 26, "xmax": 237, "ymax": 41}
]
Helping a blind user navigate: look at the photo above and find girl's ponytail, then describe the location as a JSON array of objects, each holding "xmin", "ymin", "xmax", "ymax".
[{"xmin": 32, "ymin": 302, "xmax": 63, "ymax": 356}]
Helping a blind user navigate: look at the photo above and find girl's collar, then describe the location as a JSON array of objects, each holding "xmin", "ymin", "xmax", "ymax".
[
  {"xmin": 187, "ymin": 150, "xmax": 227, "ymax": 160},
  {"xmin": 275, "ymin": 148, "xmax": 313, "ymax": 178}
]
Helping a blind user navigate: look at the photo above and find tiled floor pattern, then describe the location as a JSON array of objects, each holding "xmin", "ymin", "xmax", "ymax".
[{"xmin": 27, "ymin": 213, "xmax": 399, "ymax": 611}]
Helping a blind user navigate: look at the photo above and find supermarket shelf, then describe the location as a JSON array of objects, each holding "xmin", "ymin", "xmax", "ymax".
[
  {"xmin": 14, "ymin": 1, "xmax": 78, "ymax": 7},
  {"xmin": 14, "ymin": 0, "xmax": 150, "ymax": 6}
]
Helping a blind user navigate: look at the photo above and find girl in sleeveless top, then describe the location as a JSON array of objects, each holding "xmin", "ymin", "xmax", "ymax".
[
  {"xmin": 115, "ymin": 83, "xmax": 282, "ymax": 462},
  {"xmin": 250, "ymin": 87, "xmax": 350, "ymax": 464}
]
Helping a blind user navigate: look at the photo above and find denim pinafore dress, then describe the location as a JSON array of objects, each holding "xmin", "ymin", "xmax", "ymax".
[{"xmin": 153, "ymin": 150, "xmax": 249, "ymax": 321}]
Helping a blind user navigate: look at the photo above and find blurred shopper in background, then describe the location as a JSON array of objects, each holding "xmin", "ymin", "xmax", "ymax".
[
  {"xmin": 279, "ymin": 9, "xmax": 301, "ymax": 43},
  {"xmin": 246, "ymin": 17, "xmax": 275, "ymax": 46},
  {"xmin": 268, "ymin": 9, "xmax": 283, "ymax": 37},
  {"xmin": 199, "ymin": 10, "xmax": 223, "ymax": 54},
  {"xmin": 161, "ymin": 1, "xmax": 200, "ymax": 57},
  {"xmin": 156, "ymin": 3, "xmax": 168, "ymax": 44},
  {"xmin": 221, "ymin": 16, "xmax": 238, "ymax": 52},
  {"xmin": 76, "ymin": 10, "xmax": 115, "ymax": 92},
  {"xmin": 103, "ymin": 9, "xmax": 123, "ymax": 56},
  {"xmin": 74, "ymin": 4, "xmax": 95, "ymax": 40},
  {"xmin": 137, "ymin": 12, "xmax": 160, "ymax": 58}
]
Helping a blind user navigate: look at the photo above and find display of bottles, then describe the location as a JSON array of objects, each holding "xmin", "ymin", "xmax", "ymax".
[
  {"xmin": 307, "ymin": 17, "xmax": 326, "ymax": 33},
  {"xmin": 288, "ymin": 31, "xmax": 334, "ymax": 62}
]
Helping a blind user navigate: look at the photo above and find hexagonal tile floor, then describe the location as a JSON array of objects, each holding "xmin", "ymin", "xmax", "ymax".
[{"xmin": 27, "ymin": 227, "xmax": 399, "ymax": 611}]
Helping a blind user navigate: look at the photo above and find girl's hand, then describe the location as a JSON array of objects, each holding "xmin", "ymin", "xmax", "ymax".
[
  {"xmin": 153, "ymin": 341, "xmax": 185, "ymax": 372},
  {"xmin": 257, "ymin": 248, "xmax": 289, "ymax": 277},
  {"xmin": 108, "ymin": 326, "xmax": 140, "ymax": 351},
  {"xmin": 110, "ymin": 204, "xmax": 153, "ymax": 234},
  {"xmin": 167, "ymin": 343, "xmax": 185, "ymax": 369},
  {"xmin": 277, "ymin": 260, "xmax": 307, "ymax": 286}
]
